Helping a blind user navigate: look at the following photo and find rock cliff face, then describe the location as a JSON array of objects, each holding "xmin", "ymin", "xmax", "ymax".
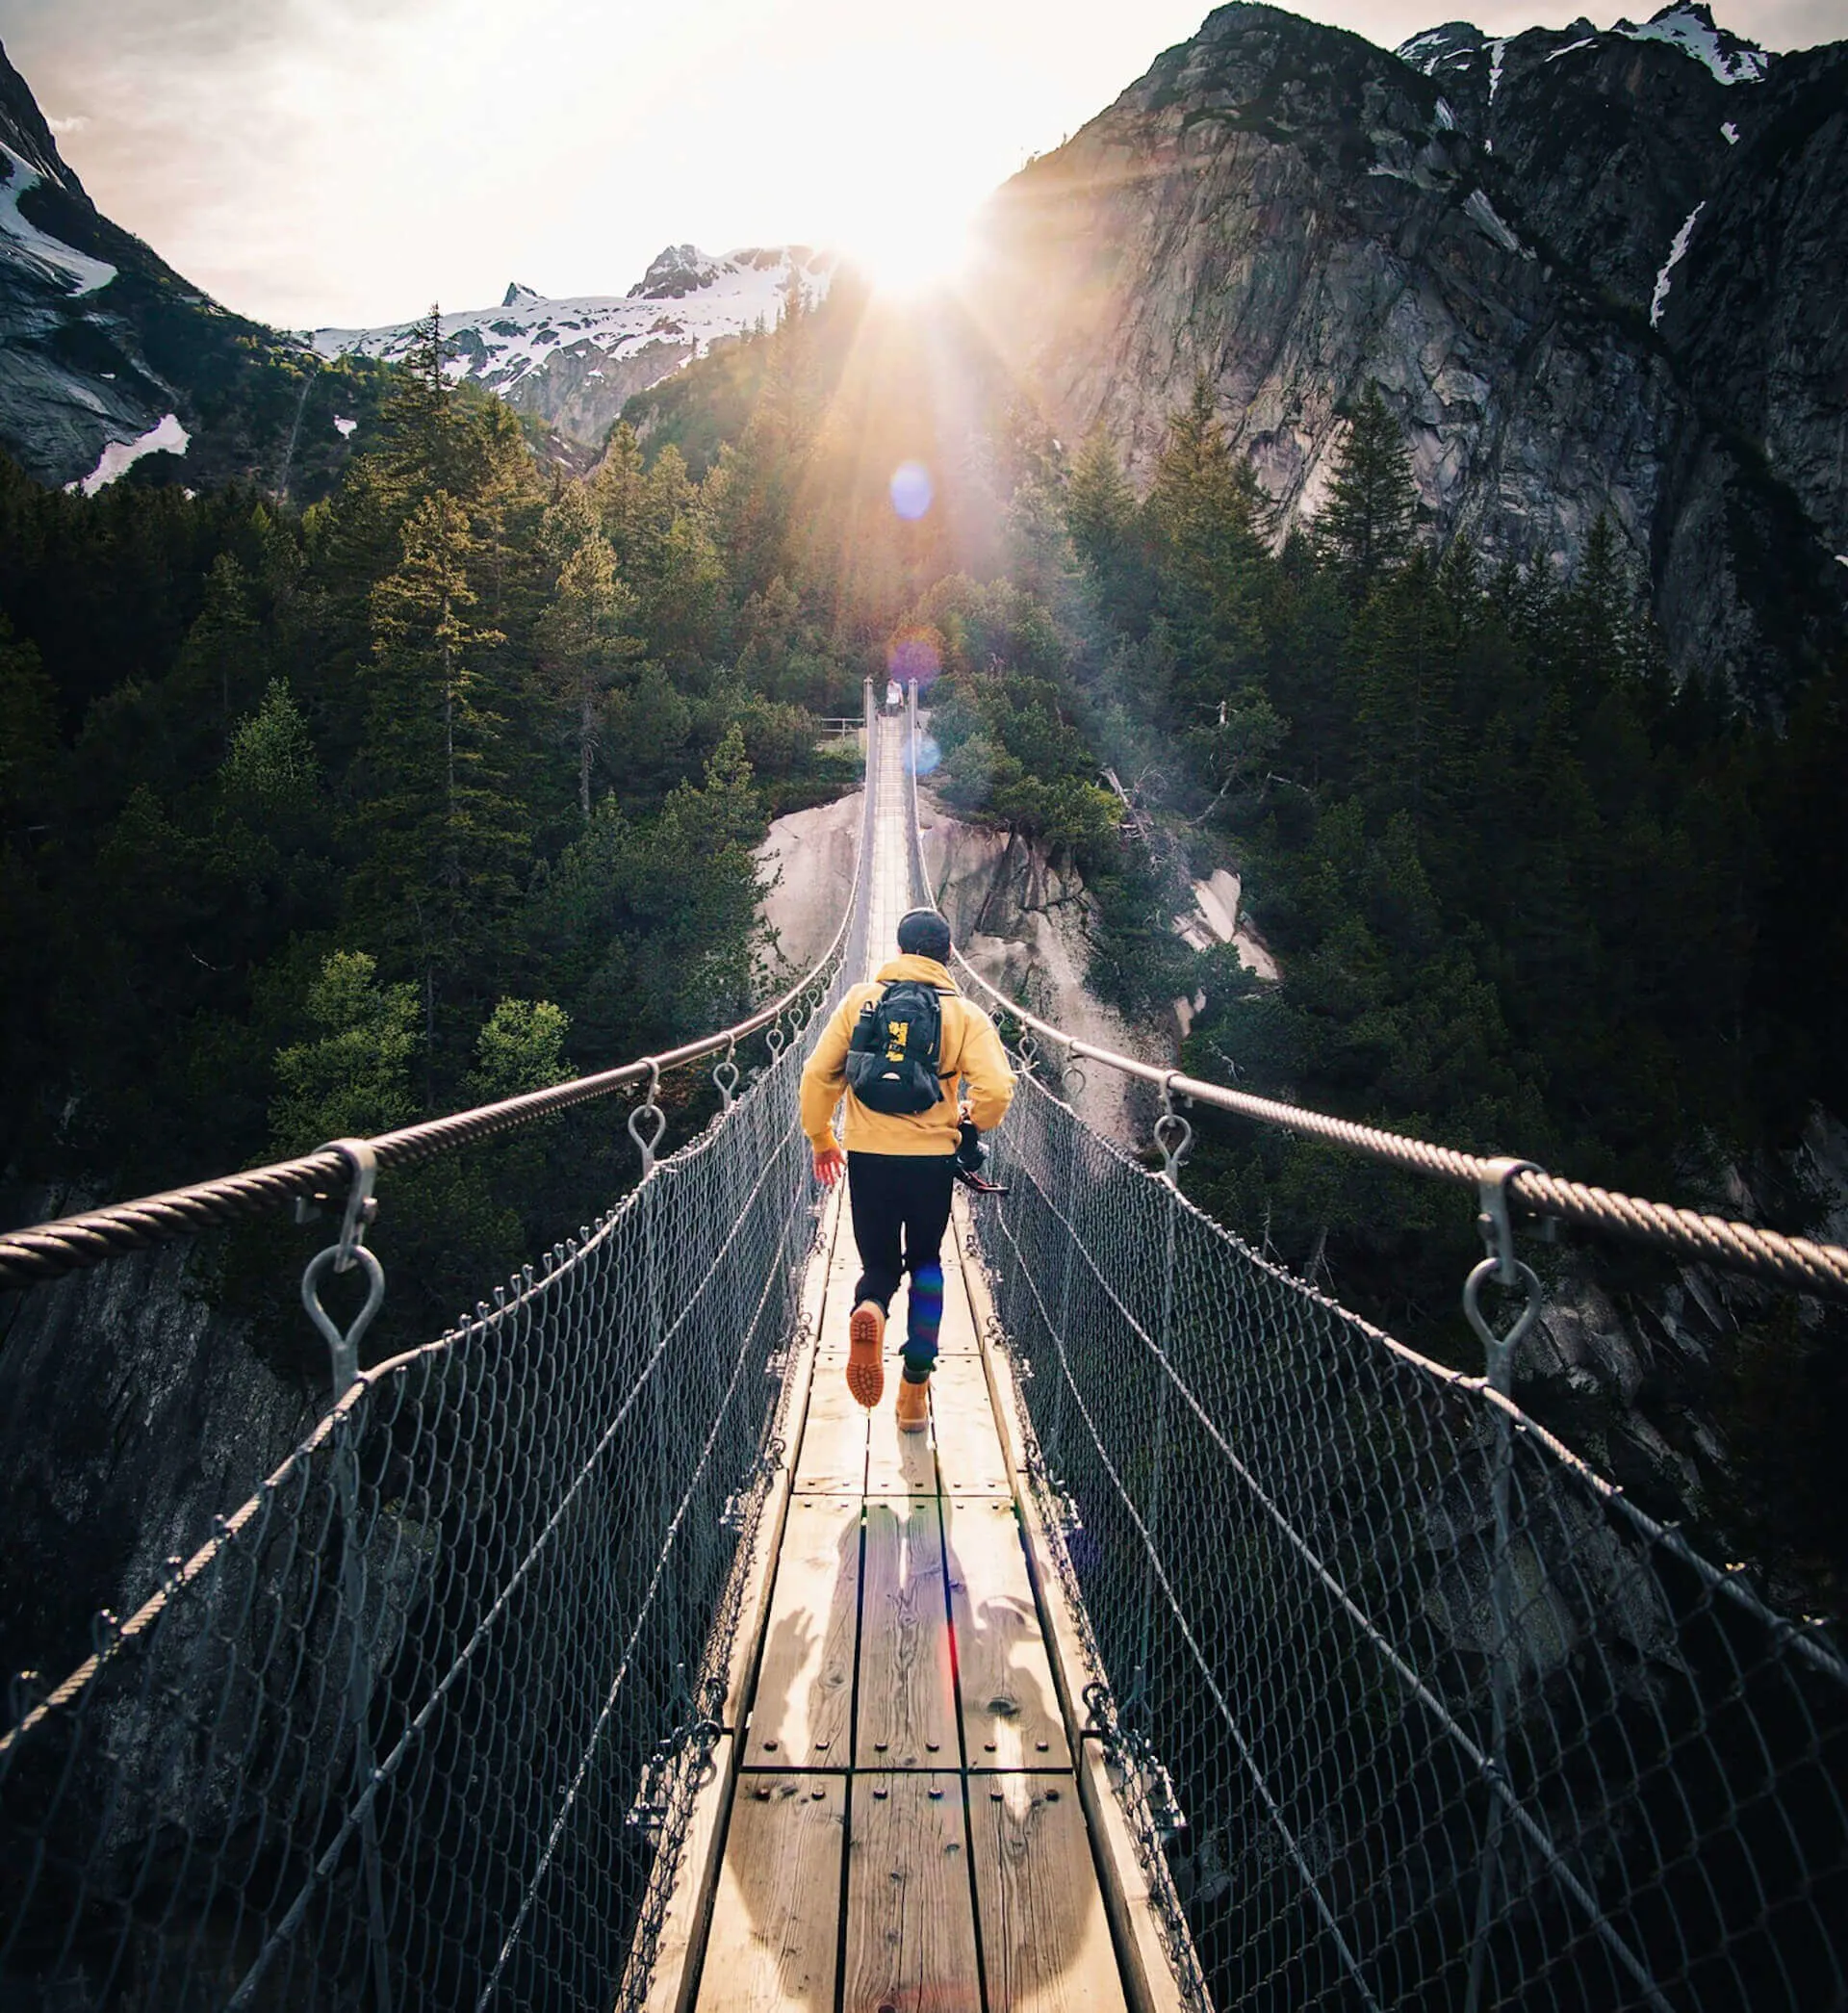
[
  {"xmin": 0, "ymin": 40, "xmax": 383, "ymax": 496},
  {"xmin": 974, "ymin": 2, "xmax": 1848, "ymax": 708},
  {"xmin": 0, "ymin": 1225, "xmax": 316, "ymax": 1691}
]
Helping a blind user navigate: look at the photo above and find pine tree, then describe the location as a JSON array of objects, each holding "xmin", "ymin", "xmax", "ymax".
[
  {"xmin": 1316, "ymin": 382, "xmax": 1418, "ymax": 597},
  {"xmin": 355, "ymin": 489, "xmax": 524, "ymax": 1033},
  {"xmin": 1065, "ymin": 424, "xmax": 1150, "ymax": 630},
  {"xmin": 537, "ymin": 488, "xmax": 642, "ymax": 820},
  {"xmin": 1142, "ymin": 376, "xmax": 1271, "ymax": 720}
]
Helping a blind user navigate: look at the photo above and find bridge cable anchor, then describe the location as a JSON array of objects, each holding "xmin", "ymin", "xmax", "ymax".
[
  {"xmin": 299, "ymin": 1138, "xmax": 385, "ymax": 1403},
  {"xmin": 629, "ymin": 1061, "xmax": 667, "ymax": 1175}
]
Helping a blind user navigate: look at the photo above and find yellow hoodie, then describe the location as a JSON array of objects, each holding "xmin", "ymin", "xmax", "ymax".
[{"xmin": 800, "ymin": 955, "xmax": 1015, "ymax": 1157}]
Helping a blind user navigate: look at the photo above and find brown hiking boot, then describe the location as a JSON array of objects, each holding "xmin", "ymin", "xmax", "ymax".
[
  {"xmin": 895, "ymin": 1373, "xmax": 931, "ymax": 1434},
  {"xmin": 846, "ymin": 1302, "xmax": 886, "ymax": 1409}
]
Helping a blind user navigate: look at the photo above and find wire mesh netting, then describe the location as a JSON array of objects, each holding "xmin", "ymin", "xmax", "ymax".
[
  {"xmin": 0, "ymin": 749, "xmax": 878, "ymax": 2013},
  {"xmin": 968, "ymin": 1068, "xmax": 1848, "ymax": 2013}
]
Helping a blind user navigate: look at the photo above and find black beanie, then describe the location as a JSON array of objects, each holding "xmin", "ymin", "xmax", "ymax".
[{"xmin": 896, "ymin": 908, "xmax": 953, "ymax": 961}]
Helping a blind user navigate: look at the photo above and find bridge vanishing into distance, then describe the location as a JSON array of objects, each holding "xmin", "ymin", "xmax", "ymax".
[{"xmin": 1, "ymin": 685, "xmax": 1845, "ymax": 2013}]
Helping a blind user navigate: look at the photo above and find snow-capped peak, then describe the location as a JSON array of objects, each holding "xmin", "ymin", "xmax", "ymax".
[
  {"xmin": 1395, "ymin": 24, "xmax": 1486, "ymax": 79},
  {"xmin": 311, "ymin": 245, "xmax": 836, "ymax": 433},
  {"xmin": 1616, "ymin": 4, "xmax": 1770, "ymax": 86}
]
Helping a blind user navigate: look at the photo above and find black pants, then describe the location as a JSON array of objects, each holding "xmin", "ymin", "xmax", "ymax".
[{"xmin": 847, "ymin": 1151, "xmax": 956, "ymax": 1381}]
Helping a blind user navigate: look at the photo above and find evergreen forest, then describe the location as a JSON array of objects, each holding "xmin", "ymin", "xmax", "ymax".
[{"xmin": 3, "ymin": 280, "xmax": 1844, "ymax": 1610}]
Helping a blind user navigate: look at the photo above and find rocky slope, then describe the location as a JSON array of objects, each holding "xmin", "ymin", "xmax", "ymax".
[
  {"xmin": 0, "ymin": 40, "xmax": 393, "ymax": 497},
  {"xmin": 974, "ymin": 2, "xmax": 1848, "ymax": 709},
  {"xmin": 312, "ymin": 244, "xmax": 836, "ymax": 451}
]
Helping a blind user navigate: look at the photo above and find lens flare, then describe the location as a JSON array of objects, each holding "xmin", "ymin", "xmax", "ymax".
[
  {"xmin": 910, "ymin": 732, "xmax": 942, "ymax": 778},
  {"xmin": 889, "ymin": 461, "xmax": 934, "ymax": 521},
  {"xmin": 886, "ymin": 627, "xmax": 941, "ymax": 687}
]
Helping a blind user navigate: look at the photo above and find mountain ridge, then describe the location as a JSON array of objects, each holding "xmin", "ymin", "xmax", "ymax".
[
  {"xmin": 971, "ymin": 0, "xmax": 1846, "ymax": 704},
  {"xmin": 0, "ymin": 37, "xmax": 399, "ymax": 498},
  {"xmin": 309, "ymin": 243, "xmax": 835, "ymax": 451}
]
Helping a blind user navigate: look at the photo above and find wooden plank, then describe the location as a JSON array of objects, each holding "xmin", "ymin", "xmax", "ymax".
[
  {"xmin": 626, "ymin": 1732, "xmax": 733, "ymax": 2013},
  {"xmin": 972, "ymin": 1775, "xmax": 1130, "ymax": 2013},
  {"xmin": 718, "ymin": 1189, "xmax": 842, "ymax": 1731},
  {"xmin": 843, "ymin": 1773, "xmax": 981, "ymax": 2013},
  {"xmin": 942, "ymin": 1498, "xmax": 1070, "ymax": 1770},
  {"xmin": 639, "ymin": 1191, "xmax": 844, "ymax": 2013},
  {"xmin": 856, "ymin": 1498, "xmax": 957, "ymax": 1768},
  {"xmin": 744, "ymin": 1497, "xmax": 862, "ymax": 1768},
  {"xmin": 927, "ymin": 1353, "xmax": 1012, "ymax": 1499},
  {"xmin": 695, "ymin": 1772, "xmax": 845, "ymax": 2013},
  {"xmin": 864, "ymin": 1394, "xmax": 939, "ymax": 1498},
  {"xmin": 955, "ymin": 1197, "xmax": 1200, "ymax": 2013},
  {"xmin": 792, "ymin": 1370, "xmax": 868, "ymax": 1495}
]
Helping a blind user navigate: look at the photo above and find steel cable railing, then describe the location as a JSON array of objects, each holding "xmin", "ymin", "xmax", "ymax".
[
  {"xmin": 0, "ymin": 694, "xmax": 882, "ymax": 2012},
  {"xmin": 903, "ymin": 685, "xmax": 1848, "ymax": 2012}
]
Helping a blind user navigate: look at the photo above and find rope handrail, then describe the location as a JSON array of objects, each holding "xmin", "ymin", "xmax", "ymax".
[
  {"xmin": 901, "ymin": 684, "xmax": 1848, "ymax": 1303},
  {"xmin": 0, "ymin": 687, "xmax": 880, "ymax": 1296}
]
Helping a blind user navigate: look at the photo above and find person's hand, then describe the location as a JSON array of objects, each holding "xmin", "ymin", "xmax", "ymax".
[{"xmin": 813, "ymin": 1145, "xmax": 846, "ymax": 1187}]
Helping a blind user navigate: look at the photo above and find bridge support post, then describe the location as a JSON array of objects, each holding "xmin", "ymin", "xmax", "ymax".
[
  {"xmin": 298, "ymin": 1142, "xmax": 395, "ymax": 2013},
  {"xmin": 1461, "ymin": 1161, "xmax": 1544, "ymax": 2013}
]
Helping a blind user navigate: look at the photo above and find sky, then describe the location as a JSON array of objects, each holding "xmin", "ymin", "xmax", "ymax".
[{"xmin": 1, "ymin": 0, "xmax": 1838, "ymax": 331}]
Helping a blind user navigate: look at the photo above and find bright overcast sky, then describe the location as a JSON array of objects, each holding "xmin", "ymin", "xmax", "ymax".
[{"xmin": 0, "ymin": 0, "xmax": 1835, "ymax": 331}]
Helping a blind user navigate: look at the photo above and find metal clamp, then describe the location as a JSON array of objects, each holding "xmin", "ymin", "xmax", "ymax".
[
  {"xmin": 300, "ymin": 1139, "xmax": 386, "ymax": 1401},
  {"xmin": 1154, "ymin": 1079, "xmax": 1193, "ymax": 1188},
  {"xmin": 712, "ymin": 1040, "xmax": 740, "ymax": 1112},
  {"xmin": 1064, "ymin": 1040, "xmax": 1088, "ymax": 1101},
  {"xmin": 1017, "ymin": 1032, "xmax": 1039, "ymax": 1078},
  {"xmin": 1464, "ymin": 1158, "xmax": 1544, "ymax": 1391},
  {"xmin": 629, "ymin": 1062, "xmax": 666, "ymax": 1175}
]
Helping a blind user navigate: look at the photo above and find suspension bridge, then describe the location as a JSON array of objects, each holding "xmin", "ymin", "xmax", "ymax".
[{"xmin": 1, "ymin": 684, "xmax": 1844, "ymax": 2012}]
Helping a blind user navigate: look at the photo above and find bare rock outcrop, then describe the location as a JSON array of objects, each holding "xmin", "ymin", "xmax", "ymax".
[{"xmin": 973, "ymin": 2, "xmax": 1848, "ymax": 707}]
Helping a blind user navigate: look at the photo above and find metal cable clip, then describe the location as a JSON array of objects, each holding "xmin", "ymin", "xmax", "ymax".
[
  {"xmin": 300, "ymin": 1139, "xmax": 385, "ymax": 1402},
  {"xmin": 712, "ymin": 1039, "xmax": 740, "ymax": 1112},
  {"xmin": 629, "ymin": 1062, "xmax": 666, "ymax": 1174},
  {"xmin": 1064, "ymin": 1039, "xmax": 1087, "ymax": 1100},
  {"xmin": 1463, "ymin": 1157, "xmax": 1544, "ymax": 1389},
  {"xmin": 1154, "ymin": 1077, "xmax": 1193, "ymax": 1188}
]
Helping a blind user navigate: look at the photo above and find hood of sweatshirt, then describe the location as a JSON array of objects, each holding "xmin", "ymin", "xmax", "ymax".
[{"xmin": 873, "ymin": 955, "xmax": 959, "ymax": 991}]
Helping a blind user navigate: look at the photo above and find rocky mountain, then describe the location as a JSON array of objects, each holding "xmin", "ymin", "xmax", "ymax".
[
  {"xmin": 0, "ymin": 39, "xmax": 391, "ymax": 498},
  {"xmin": 975, "ymin": 2, "xmax": 1848, "ymax": 708},
  {"xmin": 311, "ymin": 243, "xmax": 837, "ymax": 451}
]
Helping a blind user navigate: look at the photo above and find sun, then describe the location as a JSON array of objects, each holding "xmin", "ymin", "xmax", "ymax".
[{"xmin": 838, "ymin": 191, "xmax": 977, "ymax": 298}]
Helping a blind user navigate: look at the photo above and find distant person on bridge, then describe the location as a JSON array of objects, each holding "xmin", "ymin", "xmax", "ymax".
[{"xmin": 800, "ymin": 908, "xmax": 1014, "ymax": 1430}]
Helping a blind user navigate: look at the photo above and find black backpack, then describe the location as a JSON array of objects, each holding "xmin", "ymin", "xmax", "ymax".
[{"xmin": 844, "ymin": 979, "xmax": 947, "ymax": 1116}]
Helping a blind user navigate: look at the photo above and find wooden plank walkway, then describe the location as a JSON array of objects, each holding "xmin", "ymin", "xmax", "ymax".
[{"xmin": 684, "ymin": 1212, "xmax": 1134, "ymax": 2013}]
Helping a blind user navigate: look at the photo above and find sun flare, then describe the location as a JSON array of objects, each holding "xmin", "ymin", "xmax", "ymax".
[{"xmin": 838, "ymin": 194, "xmax": 977, "ymax": 297}]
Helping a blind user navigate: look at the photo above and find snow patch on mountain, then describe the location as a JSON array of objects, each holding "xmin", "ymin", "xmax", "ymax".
[
  {"xmin": 1397, "ymin": 28, "xmax": 1454, "ymax": 76},
  {"xmin": 0, "ymin": 142, "xmax": 115, "ymax": 296},
  {"xmin": 1465, "ymin": 189, "xmax": 1529, "ymax": 257},
  {"xmin": 313, "ymin": 245, "xmax": 835, "ymax": 404},
  {"xmin": 1617, "ymin": 5, "xmax": 1768, "ymax": 86},
  {"xmin": 66, "ymin": 413, "xmax": 189, "ymax": 496},
  {"xmin": 1651, "ymin": 201, "xmax": 1706, "ymax": 327}
]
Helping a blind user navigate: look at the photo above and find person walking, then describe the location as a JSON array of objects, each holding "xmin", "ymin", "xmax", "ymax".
[{"xmin": 800, "ymin": 908, "xmax": 1014, "ymax": 1431}]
